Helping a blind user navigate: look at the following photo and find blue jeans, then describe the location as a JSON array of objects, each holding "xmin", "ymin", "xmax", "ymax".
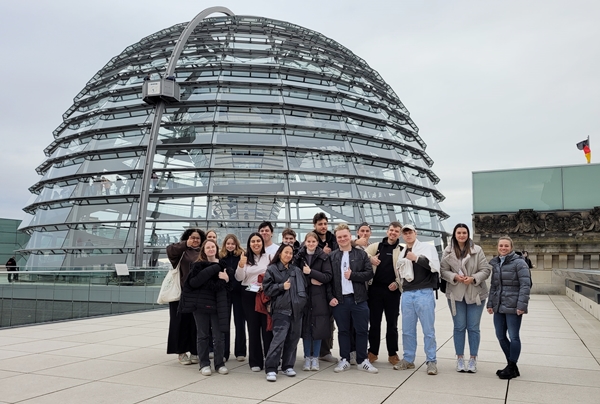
[
  {"xmin": 493, "ymin": 312, "xmax": 523, "ymax": 363},
  {"xmin": 303, "ymin": 338, "xmax": 322, "ymax": 358},
  {"xmin": 448, "ymin": 299, "xmax": 486, "ymax": 357},
  {"xmin": 401, "ymin": 288, "xmax": 436, "ymax": 363},
  {"xmin": 332, "ymin": 295, "xmax": 369, "ymax": 363}
]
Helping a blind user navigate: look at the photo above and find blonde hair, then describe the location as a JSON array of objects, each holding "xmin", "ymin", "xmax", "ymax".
[
  {"xmin": 304, "ymin": 231, "xmax": 319, "ymax": 242},
  {"xmin": 498, "ymin": 236, "xmax": 514, "ymax": 248},
  {"xmin": 219, "ymin": 234, "xmax": 244, "ymax": 258},
  {"xmin": 334, "ymin": 223, "xmax": 350, "ymax": 233}
]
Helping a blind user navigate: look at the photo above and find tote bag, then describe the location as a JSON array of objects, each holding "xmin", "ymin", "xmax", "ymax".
[{"xmin": 157, "ymin": 255, "xmax": 183, "ymax": 304}]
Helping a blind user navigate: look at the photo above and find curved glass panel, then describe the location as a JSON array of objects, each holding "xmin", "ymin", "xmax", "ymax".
[{"xmin": 21, "ymin": 14, "xmax": 447, "ymax": 268}]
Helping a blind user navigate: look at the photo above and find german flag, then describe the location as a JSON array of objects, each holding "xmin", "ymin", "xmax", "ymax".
[{"xmin": 576, "ymin": 137, "xmax": 591, "ymax": 164}]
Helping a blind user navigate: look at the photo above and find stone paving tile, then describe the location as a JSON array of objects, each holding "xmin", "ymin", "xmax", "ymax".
[
  {"xmin": 0, "ymin": 295, "xmax": 597, "ymax": 404},
  {"xmin": 17, "ymin": 381, "xmax": 166, "ymax": 404},
  {"xmin": 0, "ymin": 373, "xmax": 89, "ymax": 403}
]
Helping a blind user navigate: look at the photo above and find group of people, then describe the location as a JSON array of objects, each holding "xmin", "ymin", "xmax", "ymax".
[{"xmin": 164, "ymin": 215, "xmax": 531, "ymax": 382}]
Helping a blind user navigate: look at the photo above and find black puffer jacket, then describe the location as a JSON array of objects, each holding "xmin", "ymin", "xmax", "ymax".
[
  {"xmin": 263, "ymin": 262, "xmax": 307, "ymax": 319},
  {"xmin": 328, "ymin": 247, "xmax": 373, "ymax": 304},
  {"xmin": 179, "ymin": 260, "xmax": 232, "ymax": 332},
  {"xmin": 222, "ymin": 251, "xmax": 243, "ymax": 294},
  {"xmin": 487, "ymin": 252, "xmax": 531, "ymax": 314},
  {"xmin": 294, "ymin": 246, "xmax": 333, "ymax": 340}
]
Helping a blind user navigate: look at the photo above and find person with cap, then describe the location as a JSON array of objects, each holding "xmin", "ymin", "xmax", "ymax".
[{"xmin": 393, "ymin": 224, "xmax": 441, "ymax": 375}]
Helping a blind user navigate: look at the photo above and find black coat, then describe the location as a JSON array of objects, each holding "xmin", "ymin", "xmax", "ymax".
[
  {"xmin": 263, "ymin": 262, "xmax": 307, "ymax": 319},
  {"xmin": 222, "ymin": 251, "xmax": 243, "ymax": 294},
  {"xmin": 328, "ymin": 247, "xmax": 373, "ymax": 304},
  {"xmin": 179, "ymin": 260, "xmax": 232, "ymax": 332},
  {"xmin": 487, "ymin": 252, "xmax": 531, "ymax": 314},
  {"xmin": 294, "ymin": 246, "xmax": 333, "ymax": 340}
]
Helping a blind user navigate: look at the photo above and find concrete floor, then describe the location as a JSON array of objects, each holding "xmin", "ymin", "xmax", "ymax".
[{"xmin": 0, "ymin": 295, "xmax": 598, "ymax": 404}]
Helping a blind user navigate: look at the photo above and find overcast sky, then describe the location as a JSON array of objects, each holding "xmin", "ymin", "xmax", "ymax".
[{"xmin": 1, "ymin": 0, "xmax": 598, "ymax": 231}]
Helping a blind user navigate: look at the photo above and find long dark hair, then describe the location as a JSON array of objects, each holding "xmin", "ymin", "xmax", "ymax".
[
  {"xmin": 246, "ymin": 232, "xmax": 265, "ymax": 266},
  {"xmin": 451, "ymin": 223, "xmax": 471, "ymax": 259},
  {"xmin": 270, "ymin": 244, "xmax": 294, "ymax": 266}
]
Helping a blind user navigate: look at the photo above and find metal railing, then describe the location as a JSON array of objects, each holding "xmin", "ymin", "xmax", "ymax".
[{"xmin": 0, "ymin": 267, "xmax": 168, "ymax": 328}]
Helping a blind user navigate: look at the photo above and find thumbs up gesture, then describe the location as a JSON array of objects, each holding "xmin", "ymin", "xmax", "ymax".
[
  {"xmin": 344, "ymin": 266, "xmax": 352, "ymax": 280},
  {"xmin": 323, "ymin": 243, "xmax": 331, "ymax": 254},
  {"xmin": 218, "ymin": 268, "xmax": 229, "ymax": 282},
  {"xmin": 303, "ymin": 264, "xmax": 311, "ymax": 275},
  {"xmin": 283, "ymin": 278, "xmax": 291, "ymax": 290},
  {"xmin": 238, "ymin": 251, "xmax": 247, "ymax": 268},
  {"xmin": 371, "ymin": 253, "xmax": 381, "ymax": 266}
]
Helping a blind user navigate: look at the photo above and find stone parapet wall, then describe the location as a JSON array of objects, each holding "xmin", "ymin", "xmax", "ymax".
[{"xmin": 473, "ymin": 208, "xmax": 600, "ymax": 295}]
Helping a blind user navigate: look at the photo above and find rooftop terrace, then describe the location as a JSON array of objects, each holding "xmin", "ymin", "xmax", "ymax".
[{"xmin": 0, "ymin": 295, "xmax": 599, "ymax": 404}]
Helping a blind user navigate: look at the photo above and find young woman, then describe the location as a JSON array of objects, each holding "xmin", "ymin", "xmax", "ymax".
[
  {"xmin": 487, "ymin": 236, "xmax": 531, "ymax": 380},
  {"xmin": 263, "ymin": 244, "xmax": 307, "ymax": 381},
  {"xmin": 293, "ymin": 232, "xmax": 332, "ymax": 371},
  {"xmin": 220, "ymin": 234, "xmax": 247, "ymax": 361},
  {"xmin": 180, "ymin": 239, "xmax": 232, "ymax": 376},
  {"xmin": 235, "ymin": 232, "xmax": 273, "ymax": 371},
  {"xmin": 440, "ymin": 224, "xmax": 491, "ymax": 373},
  {"xmin": 165, "ymin": 228, "xmax": 205, "ymax": 365},
  {"xmin": 206, "ymin": 230, "xmax": 218, "ymax": 243}
]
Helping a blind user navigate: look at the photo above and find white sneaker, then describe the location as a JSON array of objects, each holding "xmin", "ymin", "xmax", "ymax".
[
  {"xmin": 251, "ymin": 366, "xmax": 261, "ymax": 372},
  {"xmin": 359, "ymin": 359, "xmax": 378, "ymax": 374},
  {"xmin": 189, "ymin": 354, "xmax": 199, "ymax": 364},
  {"xmin": 282, "ymin": 368, "xmax": 296, "ymax": 377},
  {"xmin": 319, "ymin": 353, "xmax": 338, "ymax": 363},
  {"xmin": 200, "ymin": 366, "xmax": 212, "ymax": 376},
  {"xmin": 467, "ymin": 357, "xmax": 477, "ymax": 373},
  {"xmin": 334, "ymin": 359, "xmax": 351, "ymax": 373},
  {"xmin": 303, "ymin": 357, "xmax": 311, "ymax": 371},
  {"xmin": 218, "ymin": 366, "xmax": 229, "ymax": 375},
  {"xmin": 456, "ymin": 357, "xmax": 466, "ymax": 372},
  {"xmin": 236, "ymin": 356, "xmax": 246, "ymax": 362},
  {"xmin": 266, "ymin": 371, "xmax": 277, "ymax": 382},
  {"xmin": 349, "ymin": 351, "xmax": 357, "ymax": 365},
  {"xmin": 310, "ymin": 357, "xmax": 319, "ymax": 371}
]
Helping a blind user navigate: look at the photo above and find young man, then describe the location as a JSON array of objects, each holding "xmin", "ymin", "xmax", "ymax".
[
  {"xmin": 393, "ymin": 224, "xmax": 441, "ymax": 375},
  {"xmin": 312, "ymin": 213, "xmax": 338, "ymax": 362},
  {"xmin": 364, "ymin": 222, "xmax": 403, "ymax": 365},
  {"xmin": 354, "ymin": 222, "xmax": 372, "ymax": 250},
  {"xmin": 312, "ymin": 212, "xmax": 337, "ymax": 254},
  {"xmin": 281, "ymin": 228, "xmax": 300, "ymax": 255},
  {"xmin": 328, "ymin": 224, "xmax": 377, "ymax": 374},
  {"xmin": 259, "ymin": 221, "xmax": 279, "ymax": 256}
]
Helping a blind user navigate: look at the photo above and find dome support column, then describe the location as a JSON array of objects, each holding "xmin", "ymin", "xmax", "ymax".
[{"xmin": 134, "ymin": 6, "xmax": 235, "ymax": 266}]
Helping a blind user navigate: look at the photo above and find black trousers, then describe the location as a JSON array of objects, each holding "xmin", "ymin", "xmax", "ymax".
[
  {"xmin": 368, "ymin": 285, "xmax": 400, "ymax": 356},
  {"xmin": 167, "ymin": 301, "xmax": 197, "ymax": 355},
  {"xmin": 265, "ymin": 313, "xmax": 302, "ymax": 373},
  {"xmin": 319, "ymin": 315, "xmax": 336, "ymax": 357},
  {"xmin": 231, "ymin": 289, "xmax": 247, "ymax": 357},
  {"xmin": 242, "ymin": 289, "xmax": 272, "ymax": 369},
  {"xmin": 193, "ymin": 311, "xmax": 225, "ymax": 370}
]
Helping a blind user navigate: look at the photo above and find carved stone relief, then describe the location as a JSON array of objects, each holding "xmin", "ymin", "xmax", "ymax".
[{"xmin": 473, "ymin": 207, "xmax": 600, "ymax": 235}]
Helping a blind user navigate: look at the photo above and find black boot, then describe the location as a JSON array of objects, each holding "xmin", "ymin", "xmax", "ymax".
[
  {"xmin": 498, "ymin": 361, "xmax": 518, "ymax": 379},
  {"xmin": 496, "ymin": 363, "xmax": 508, "ymax": 376}
]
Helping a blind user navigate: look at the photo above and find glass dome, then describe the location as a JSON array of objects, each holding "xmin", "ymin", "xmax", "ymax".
[{"xmin": 20, "ymin": 9, "xmax": 447, "ymax": 268}]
